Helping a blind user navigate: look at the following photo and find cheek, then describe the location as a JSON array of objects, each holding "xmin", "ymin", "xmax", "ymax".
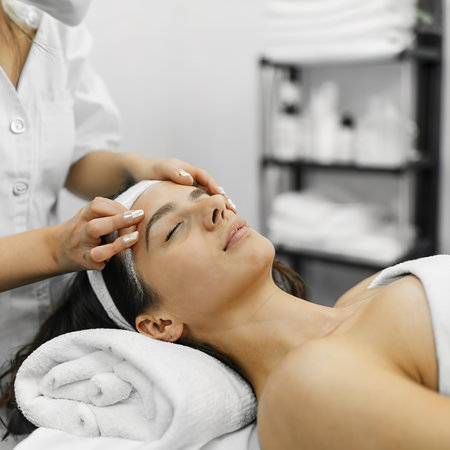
[
  {"xmin": 149, "ymin": 240, "xmax": 223, "ymax": 304},
  {"xmin": 141, "ymin": 232, "xmax": 275, "ymax": 317}
]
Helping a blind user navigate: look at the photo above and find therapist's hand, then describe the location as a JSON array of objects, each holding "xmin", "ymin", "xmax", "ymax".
[
  {"xmin": 66, "ymin": 151, "xmax": 237, "ymax": 212},
  {"xmin": 55, "ymin": 197, "xmax": 145, "ymax": 272},
  {"xmin": 125, "ymin": 155, "xmax": 237, "ymax": 212}
]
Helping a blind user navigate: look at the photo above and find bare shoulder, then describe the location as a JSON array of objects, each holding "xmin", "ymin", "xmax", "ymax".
[
  {"xmin": 258, "ymin": 339, "xmax": 360, "ymax": 450},
  {"xmin": 257, "ymin": 337, "xmax": 450, "ymax": 450}
]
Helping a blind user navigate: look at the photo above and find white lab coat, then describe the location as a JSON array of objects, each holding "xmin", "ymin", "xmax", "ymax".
[{"xmin": 0, "ymin": 10, "xmax": 121, "ymax": 365}]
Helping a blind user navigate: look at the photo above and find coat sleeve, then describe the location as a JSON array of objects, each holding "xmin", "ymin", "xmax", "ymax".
[{"xmin": 62, "ymin": 22, "xmax": 121, "ymax": 164}]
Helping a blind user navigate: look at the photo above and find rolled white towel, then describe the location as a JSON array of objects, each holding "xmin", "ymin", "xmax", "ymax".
[
  {"xmin": 15, "ymin": 329, "xmax": 257, "ymax": 448},
  {"xmin": 38, "ymin": 351, "xmax": 122, "ymax": 403},
  {"xmin": 88, "ymin": 372, "xmax": 133, "ymax": 407}
]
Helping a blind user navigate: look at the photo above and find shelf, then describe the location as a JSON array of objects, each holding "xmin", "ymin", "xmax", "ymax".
[
  {"xmin": 259, "ymin": 14, "xmax": 441, "ymax": 284},
  {"xmin": 274, "ymin": 239, "xmax": 434, "ymax": 271},
  {"xmin": 261, "ymin": 156, "xmax": 434, "ymax": 174}
]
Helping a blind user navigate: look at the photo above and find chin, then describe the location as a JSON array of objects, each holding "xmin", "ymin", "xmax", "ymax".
[{"xmin": 244, "ymin": 233, "xmax": 275, "ymax": 269}]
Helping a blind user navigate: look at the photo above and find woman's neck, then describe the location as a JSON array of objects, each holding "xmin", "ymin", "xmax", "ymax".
[
  {"xmin": 204, "ymin": 285, "xmax": 359, "ymax": 399},
  {"xmin": 0, "ymin": 5, "xmax": 36, "ymax": 87}
]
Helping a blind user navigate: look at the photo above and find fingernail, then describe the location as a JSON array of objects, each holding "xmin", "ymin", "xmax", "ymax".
[
  {"xmin": 178, "ymin": 169, "xmax": 192, "ymax": 178},
  {"xmin": 123, "ymin": 209, "xmax": 144, "ymax": 222},
  {"xmin": 123, "ymin": 231, "xmax": 139, "ymax": 244},
  {"xmin": 227, "ymin": 198, "xmax": 237, "ymax": 210},
  {"xmin": 218, "ymin": 186, "xmax": 227, "ymax": 195}
]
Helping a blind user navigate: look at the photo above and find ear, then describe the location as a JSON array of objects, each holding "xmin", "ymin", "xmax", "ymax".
[{"xmin": 136, "ymin": 312, "xmax": 184, "ymax": 342}]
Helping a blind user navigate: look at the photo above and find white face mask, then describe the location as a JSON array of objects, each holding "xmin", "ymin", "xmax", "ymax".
[{"xmin": 19, "ymin": 0, "xmax": 92, "ymax": 26}]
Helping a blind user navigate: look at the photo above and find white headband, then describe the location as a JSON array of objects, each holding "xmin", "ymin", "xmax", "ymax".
[{"xmin": 87, "ymin": 180, "xmax": 160, "ymax": 331}]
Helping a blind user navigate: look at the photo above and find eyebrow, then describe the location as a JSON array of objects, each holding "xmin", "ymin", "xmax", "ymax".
[{"xmin": 145, "ymin": 187, "xmax": 209, "ymax": 250}]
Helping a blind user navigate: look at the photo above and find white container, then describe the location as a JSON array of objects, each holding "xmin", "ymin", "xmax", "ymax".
[{"xmin": 271, "ymin": 67, "xmax": 304, "ymax": 160}]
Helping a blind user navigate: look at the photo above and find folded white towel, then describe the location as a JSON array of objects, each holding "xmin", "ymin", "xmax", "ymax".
[
  {"xmin": 263, "ymin": 37, "xmax": 414, "ymax": 64},
  {"xmin": 266, "ymin": 0, "xmax": 413, "ymax": 26},
  {"xmin": 263, "ymin": 0, "xmax": 417, "ymax": 63},
  {"xmin": 15, "ymin": 329, "xmax": 257, "ymax": 448},
  {"xmin": 266, "ymin": 0, "xmax": 416, "ymax": 18},
  {"xmin": 267, "ymin": 190, "xmax": 414, "ymax": 264},
  {"xmin": 266, "ymin": 15, "xmax": 415, "ymax": 43}
]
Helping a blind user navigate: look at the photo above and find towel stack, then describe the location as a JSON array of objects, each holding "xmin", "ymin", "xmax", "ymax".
[
  {"xmin": 263, "ymin": 0, "xmax": 418, "ymax": 63},
  {"xmin": 268, "ymin": 190, "xmax": 415, "ymax": 264}
]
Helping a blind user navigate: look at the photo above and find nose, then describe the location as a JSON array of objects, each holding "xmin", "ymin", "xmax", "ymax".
[{"xmin": 198, "ymin": 194, "xmax": 226, "ymax": 230}]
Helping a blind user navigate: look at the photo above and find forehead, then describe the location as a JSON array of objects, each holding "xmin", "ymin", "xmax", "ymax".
[{"xmin": 132, "ymin": 181, "xmax": 191, "ymax": 213}]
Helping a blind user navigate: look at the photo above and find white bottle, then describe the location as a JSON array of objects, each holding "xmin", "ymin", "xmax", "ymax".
[
  {"xmin": 310, "ymin": 81, "xmax": 340, "ymax": 164},
  {"xmin": 271, "ymin": 67, "xmax": 303, "ymax": 160},
  {"xmin": 354, "ymin": 97, "xmax": 383, "ymax": 166},
  {"xmin": 354, "ymin": 97, "xmax": 406, "ymax": 167}
]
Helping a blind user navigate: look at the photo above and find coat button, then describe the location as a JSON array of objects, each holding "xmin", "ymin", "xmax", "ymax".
[
  {"xmin": 13, "ymin": 182, "xmax": 29, "ymax": 195},
  {"xmin": 10, "ymin": 118, "xmax": 26, "ymax": 134}
]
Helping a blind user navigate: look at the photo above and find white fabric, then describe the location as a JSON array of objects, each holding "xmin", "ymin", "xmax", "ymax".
[
  {"xmin": 268, "ymin": 190, "xmax": 414, "ymax": 265},
  {"xmin": 16, "ymin": 425, "xmax": 260, "ymax": 450},
  {"xmin": 87, "ymin": 180, "xmax": 160, "ymax": 331},
  {"xmin": 15, "ymin": 329, "xmax": 257, "ymax": 446},
  {"xmin": 266, "ymin": 0, "xmax": 413, "ymax": 23},
  {"xmin": 114, "ymin": 180, "xmax": 160, "ymax": 211},
  {"xmin": 265, "ymin": 0, "xmax": 415, "ymax": 16},
  {"xmin": 265, "ymin": 0, "xmax": 416, "ymax": 22},
  {"xmin": 368, "ymin": 255, "xmax": 450, "ymax": 395},
  {"xmin": 20, "ymin": 0, "xmax": 92, "ymax": 26},
  {"xmin": 263, "ymin": 39, "xmax": 414, "ymax": 64},
  {"xmin": 266, "ymin": 15, "xmax": 415, "ymax": 42},
  {"xmin": 0, "ymin": 9, "xmax": 120, "ymax": 365},
  {"xmin": 263, "ymin": 0, "xmax": 417, "ymax": 63}
]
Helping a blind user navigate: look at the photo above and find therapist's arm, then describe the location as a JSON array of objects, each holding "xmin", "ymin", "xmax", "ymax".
[
  {"xmin": 65, "ymin": 151, "xmax": 236, "ymax": 210},
  {"xmin": 0, "ymin": 197, "xmax": 144, "ymax": 293}
]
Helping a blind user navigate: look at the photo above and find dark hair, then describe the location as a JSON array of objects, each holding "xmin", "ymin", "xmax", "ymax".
[{"xmin": 0, "ymin": 196, "xmax": 305, "ymax": 439}]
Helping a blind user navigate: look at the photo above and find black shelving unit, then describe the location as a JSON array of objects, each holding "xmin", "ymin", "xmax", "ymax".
[{"xmin": 259, "ymin": 26, "xmax": 442, "ymax": 275}]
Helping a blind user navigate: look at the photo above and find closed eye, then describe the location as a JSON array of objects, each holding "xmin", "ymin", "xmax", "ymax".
[
  {"xmin": 165, "ymin": 222, "xmax": 182, "ymax": 242},
  {"xmin": 165, "ymin": 189, "xmax": 209, "ymax": 242},
  {"xmin": 146, "ymin": 187, "xmax": 211, "ymax": 251}
]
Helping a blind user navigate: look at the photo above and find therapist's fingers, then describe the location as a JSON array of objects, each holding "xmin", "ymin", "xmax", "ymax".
[
  {"xmin": 90, "ymin": 231, "xmax": 140, "ymax": 263},
  {"xmin": 176, "ymin": 162, "xmax": 219, "ymax": 192},
  {"xmin": 149, "ymin": 159, "xmax": 237, "ymax": 213},
  {"xmin": 83, "ymin": 197, "xmax": 127, "ymax": 220},
  {"xmin": 85, "ymin": 208, "xmax": 145, "ymax": 240},
  {"xmin": 177, "ymin": 163, "xmax": 237, "ymax": 213}
]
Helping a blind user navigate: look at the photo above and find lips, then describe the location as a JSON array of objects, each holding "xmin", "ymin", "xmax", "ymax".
[{"xmin": 223, "ymin": 218, "xmax": 250, "ymax": 251}]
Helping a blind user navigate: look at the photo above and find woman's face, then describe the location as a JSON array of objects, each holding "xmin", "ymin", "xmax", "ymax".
[{"xmin": 132, "ymin": 181, "xmax": 274, "ymax": 331}]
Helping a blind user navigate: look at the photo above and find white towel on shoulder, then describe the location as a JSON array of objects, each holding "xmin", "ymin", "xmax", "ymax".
[
  {"xmin": 369, "ymin": 255, "xmax": 450, "ymax": 395},
  {"xmin": 15, "ymin": 329, "xmax": 257, "ymax": 448}
]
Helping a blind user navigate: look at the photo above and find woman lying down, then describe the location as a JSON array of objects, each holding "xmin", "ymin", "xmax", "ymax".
[{"xmin": 1, "ymin": 179, "xmax": 450, "ymax": 450}]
